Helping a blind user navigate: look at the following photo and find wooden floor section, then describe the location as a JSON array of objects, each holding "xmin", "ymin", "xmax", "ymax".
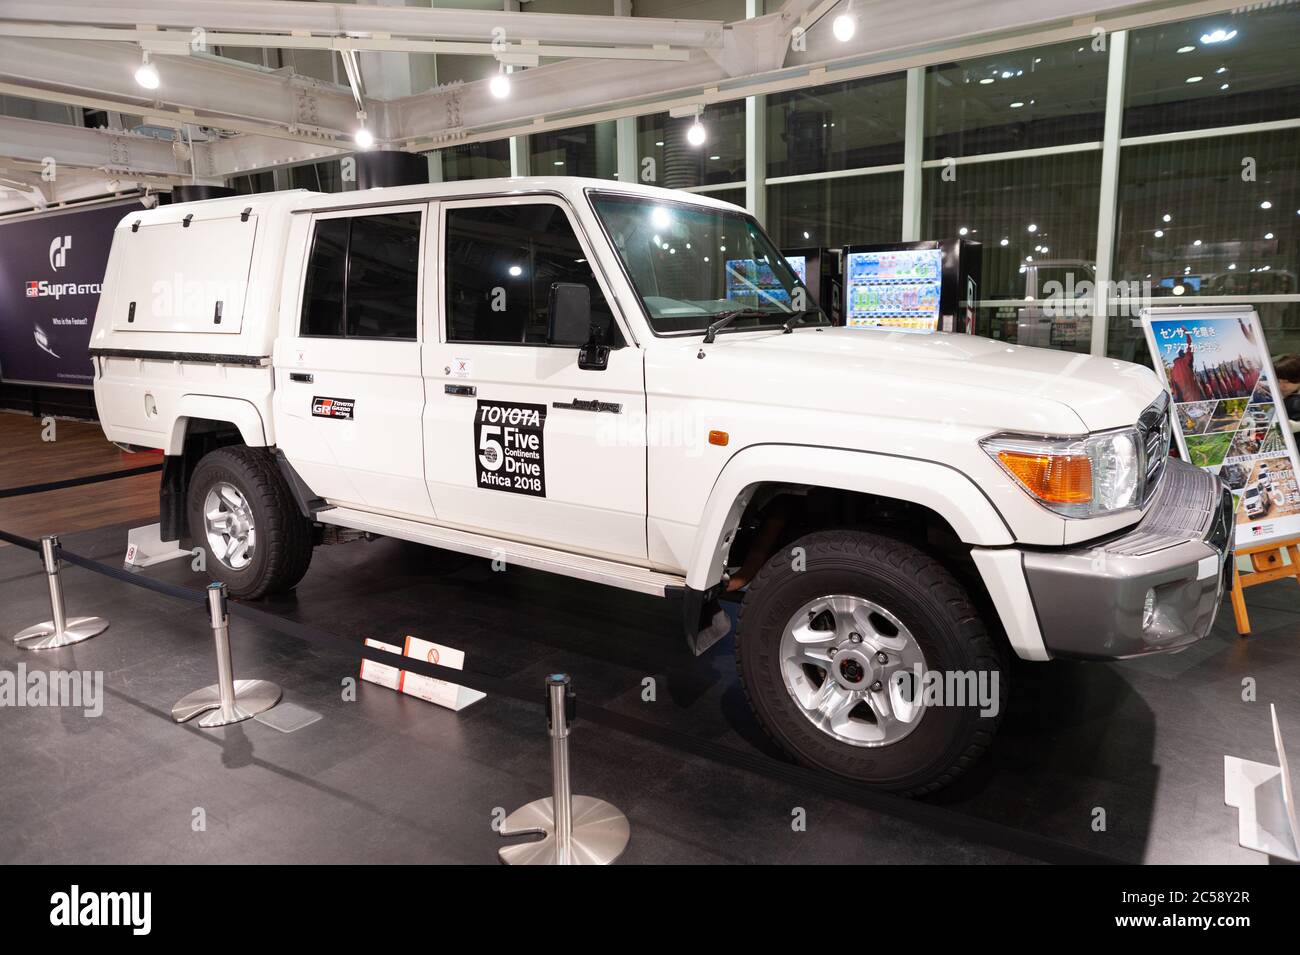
[{"xmin": 0, "ymin": 410, "xmax": 160, "ymax": 544}]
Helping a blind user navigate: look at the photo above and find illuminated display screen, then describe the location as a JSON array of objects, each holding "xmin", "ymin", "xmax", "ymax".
[
  {"xmin": 844, "ymin": 248, "xmax": 943, "ymax": 333},
  {"xmin": 725, "ymin": 257, "xmax": 792, "ymax": 307}
]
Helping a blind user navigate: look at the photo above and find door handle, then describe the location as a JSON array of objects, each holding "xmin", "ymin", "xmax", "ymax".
[
  {"xmin": 289, "ymin": 372, "xmax": 313, "ymax": 383},
  {"xmin": 445, "ymin": 384, "xmax": 476, "ymax": 396}
]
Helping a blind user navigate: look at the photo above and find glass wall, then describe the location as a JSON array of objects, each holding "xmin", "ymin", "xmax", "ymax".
[
  {"xmin": 767, "ymin": 73, "xmax": 905, "ymax": 177},
  {"xmin": 637, "ymin": 101, "xmax": 745, "ymax": 190},
  {"xmin": 768, "ymin": 174, "xmax": 902, "ymax": 249},
  {"xmin": 924, "ymin": 40, "xmax": 1109, "ymax": 159},
  {"xmin": 529, "ymin": 122, "xmax": 618, "ymax": 179},
  {"xmin": 438, "ymin": 139, "xmax": 510, "ymax": 181}
]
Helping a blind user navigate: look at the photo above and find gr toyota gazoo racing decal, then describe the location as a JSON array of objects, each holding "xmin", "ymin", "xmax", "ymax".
[
  {"xmin": 311, "ymin": 396, "xmax": 355, "ymax": 420},
  {"xmin": 474, "ymin": 399, "xmax": 546, "ymax": 497}
]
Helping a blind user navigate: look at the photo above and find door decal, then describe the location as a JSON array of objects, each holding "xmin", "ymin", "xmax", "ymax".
[
  {"xmin": 474, "ymin": 399, "xmax": 547, "ymax": 497},
  {"xmin": 312, "ymin": 396, "xmax": 355, "ymax": 420}
]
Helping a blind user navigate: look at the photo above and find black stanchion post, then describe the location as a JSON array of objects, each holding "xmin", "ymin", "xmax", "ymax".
[
  {"xmin": 498, "ymin": 673, "xmax": 630, "ymax": 865},
  {"xmin": 13, "ymin": 534, "xmax": 109, "ymax": 650}
]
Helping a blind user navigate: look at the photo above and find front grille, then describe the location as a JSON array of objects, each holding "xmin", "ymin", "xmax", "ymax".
[{"xmin": 1136, "ymin": 392, "xmax": 1172, "ymax": 504}]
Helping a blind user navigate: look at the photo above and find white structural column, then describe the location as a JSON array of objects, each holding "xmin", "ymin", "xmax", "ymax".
[
  {"xmin": 901, "ymin": 66, "xmax": 925, "ymax": 241},
  {"xmin": 1092, "ymin": 29, "xmax": 1128, "ymax": 358},
  {"xmin": 616, "ymin": 117, "xmax": 638, "ymax": 184},
  {"xmin": 744, "ymin": 0, "xmax": 767, "ymax": 224}
]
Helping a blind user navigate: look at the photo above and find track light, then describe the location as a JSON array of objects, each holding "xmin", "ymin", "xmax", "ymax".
[
  {"xmin": 490, "ymin": 66, "xmax": 511, "ymax": 99},
  {"xmin": 832, "ymin": 13, "xmax": 856, "ymax": 42},
  {"xmin": 135, "ymin": 51, "xmax": 160, "ymax": 90},
  {"xmin": 354, "ymin": 112, "xmax": 374, "ymax": 149},
  {"xmin": 686, "ymin": 106, "xmax": 706, "ymax": 147}
]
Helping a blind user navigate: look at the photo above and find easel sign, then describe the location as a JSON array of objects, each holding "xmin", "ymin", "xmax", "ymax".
[{"xmin": 1141, "ymin": 305, "xmax": 1300, "ymax": 633}]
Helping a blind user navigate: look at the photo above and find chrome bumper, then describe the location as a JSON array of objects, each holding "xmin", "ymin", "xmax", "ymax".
[{"xmin": 1020, "ymin": 458, "xmax": 1233, "ymax": 660}]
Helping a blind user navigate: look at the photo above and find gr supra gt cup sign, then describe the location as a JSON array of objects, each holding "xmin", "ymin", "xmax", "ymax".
[{"xmin": 0, "ymin": 200, "xmax": 142, "ymax": 388}]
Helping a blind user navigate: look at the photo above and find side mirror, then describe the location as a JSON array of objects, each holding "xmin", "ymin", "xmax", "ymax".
[{"xmin": 548, "ymin": 282, "xmax": 612, "ymax": 370}]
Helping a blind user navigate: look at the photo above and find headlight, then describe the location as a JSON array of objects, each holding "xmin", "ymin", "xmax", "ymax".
[{"xmin": 981, "ymin": 429, "xmax": 1142, "ymax": 518}]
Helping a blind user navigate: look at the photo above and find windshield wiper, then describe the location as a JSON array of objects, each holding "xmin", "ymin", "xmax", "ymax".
[
  {"xmin": 701, "ymin": 308, "xmax": 778, "ymax": 344},
  {"xmin": 781, "ymin": 309, "xmax": 822, "ymax": 334}
]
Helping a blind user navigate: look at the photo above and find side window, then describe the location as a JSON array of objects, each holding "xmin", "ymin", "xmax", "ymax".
[
  {"xmin": 299, "ymin": 211, "xmax": 421, "ymax": 340},
  {"xmin": 300, "ymin": 217, "xmax": 348, "ymax": 337},
  {"xmin": 445, "ymin": 203, "xmax": 616, "ymax": 345}
]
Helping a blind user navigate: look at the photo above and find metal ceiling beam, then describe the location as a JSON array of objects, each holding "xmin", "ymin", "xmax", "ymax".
[
  {"xmin": 0, "ymin": 113, "xmax": 344, "ymax": 180},
  {"xmin": 0, "ymin": 37, "xmax": 367, "ymax": 145},
  {"xmin": 0, "ymin": 0, "xmax": 725, "ymax": 49},
  {"xmin": 391, "ymin": 0, "xmax": 1243, "ymax": 148},
  {"xmin": 0, "ymin": 114, "xmax": 190, "ymax": 177}
]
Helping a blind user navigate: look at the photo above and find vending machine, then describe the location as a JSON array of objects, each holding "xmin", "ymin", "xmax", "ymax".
[
  {"xmin": 840, "ymin": 239, "xmax": 981, "ymax": 334},
  {"xmin": 781, "ymin": 246, "xmax": 843, "ymax": 325}
]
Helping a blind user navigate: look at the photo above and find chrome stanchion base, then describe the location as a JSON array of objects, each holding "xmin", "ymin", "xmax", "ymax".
[
  {"xmin": 13, "ymin": 616, "xmax": 108, "ymax": 650},
  {"xmin": 498, "ymin": 795, "xmax": 630, "ymax": 865},
  {"xmin": 172, "ymin": 679, "xmax": 282, "ymax": 728}
]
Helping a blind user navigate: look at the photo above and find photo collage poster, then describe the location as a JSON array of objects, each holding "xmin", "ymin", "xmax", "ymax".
[{"xmin": 1142, "ymin": 306, "xmax": 1300, "ymax": 549}]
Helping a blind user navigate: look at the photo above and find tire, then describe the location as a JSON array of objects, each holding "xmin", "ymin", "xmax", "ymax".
[
  {"xmin": 187, "ymin": 445, "xmax": 314, "ymax": 599},
  {"xmin": 735, "ymin": 529, "xmax": 1006, "ymax": 796}
]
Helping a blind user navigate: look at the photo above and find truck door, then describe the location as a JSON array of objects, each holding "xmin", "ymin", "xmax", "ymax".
[
  {"xmin": 273, "ymin": 204, "xmax": 434, "ymax": 518},
  {"xmin": 422, "ymin": 196, "xmax": 647, "ymax": 563}
]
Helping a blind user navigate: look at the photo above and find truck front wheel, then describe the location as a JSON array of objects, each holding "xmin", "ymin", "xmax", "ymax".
[
  {"xmin": 187, "ymin": 446, "xmax": 314, "ymax": 599},
  {"xmin": 735, "ymin": 529, "xmax": 1005, "ymax": 796}
]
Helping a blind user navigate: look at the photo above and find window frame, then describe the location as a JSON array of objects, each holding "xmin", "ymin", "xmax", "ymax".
[
  {"xmin": 298, "ymin": 204, "xmax": 427, "ymax": 343},
  {"xmin": 436, "ymin": 193, "xmax": 628, "ymax": 349}
]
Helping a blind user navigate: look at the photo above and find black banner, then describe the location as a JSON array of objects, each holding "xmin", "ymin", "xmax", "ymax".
[{"xmin": 0, "ymin": 199, "xmax": 142, "ymax": 388}]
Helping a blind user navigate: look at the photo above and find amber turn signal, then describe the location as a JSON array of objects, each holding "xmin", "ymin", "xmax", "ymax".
[
  {"xmin": 995, "ymin": 449, "xmax": 1091, "ymax": 505},
  {"xmin": 708, "ymin": 430, "xmax": 729, "ymax": 446}
]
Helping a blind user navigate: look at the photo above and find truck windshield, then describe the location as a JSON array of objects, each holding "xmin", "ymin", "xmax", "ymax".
[{"xmin": 590, "ymin": 191, "xmax": 829, "ymax": 336}]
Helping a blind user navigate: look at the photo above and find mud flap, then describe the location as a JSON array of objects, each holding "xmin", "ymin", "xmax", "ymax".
[{"xmin": 679, "ymin": 584, "xmax": 732, "ymax": 656}]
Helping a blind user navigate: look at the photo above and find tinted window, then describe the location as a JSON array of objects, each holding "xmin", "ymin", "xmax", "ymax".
[
  {"xmin": 445, "ymin": 204, "xmax": 615, "ymax": 344},
  {"xmin": 347, "ymin": 213, "xmax": 420, "ymax": 339},
  {"xmin": 299, "ymin": 212, "xmax": 421, "ymax": 340},
  {"xmin": 300, "ymin": 217, "xmax": 348, "ymax": 336}
]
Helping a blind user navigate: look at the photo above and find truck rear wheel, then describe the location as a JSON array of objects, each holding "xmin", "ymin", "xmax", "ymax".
[
  {"xmin": 735, "ymin": 529, "xmax": 1005, "ymax": 796},
  {"xmin": 187, "ymin": 446, "xmax": 314, "ymax": 599}
]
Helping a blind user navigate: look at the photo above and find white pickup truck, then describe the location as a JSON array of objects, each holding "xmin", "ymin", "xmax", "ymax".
[{"xmin": 89, "ymin": 178, "xmax": 1232, "ymax": 794}]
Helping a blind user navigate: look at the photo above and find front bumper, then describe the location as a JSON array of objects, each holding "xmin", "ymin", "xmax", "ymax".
[{"xmin": 1020, "ymin": 457, "xmax": 1233, "ymax": 660}]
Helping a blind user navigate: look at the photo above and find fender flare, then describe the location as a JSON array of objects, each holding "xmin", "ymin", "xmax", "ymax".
[
  {"xmin": 165, "ymin": 395, "xmax": 269, "ymax": 454},
  {"xmin": 683, "ymin": 443, "xmax": 1015, "ymax": 591}
]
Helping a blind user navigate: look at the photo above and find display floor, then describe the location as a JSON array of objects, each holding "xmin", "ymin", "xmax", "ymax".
[{"xmin": 0, "ymin": 519, "xmax": 1296, "ymax": 865}]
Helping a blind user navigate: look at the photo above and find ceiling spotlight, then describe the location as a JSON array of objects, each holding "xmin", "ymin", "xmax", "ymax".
[
  {"xmin": 1193, "ymin": 239, "xmax": 1203, "ymax": 246},
  {"xmin": 1261, "ymin": 201, "xmax": 1273, "ymax": 209},
  {"xmin": 1027, "ymin": 223, "xmax": 1038, "ymax": 233},
  {"xmin": 354, "ymin": 125, "xmax": 374, "ymax": 149},
  {"xmin": 1177, "ymin": 45, "xmax": 1195, "ymax": 54},
  {"xmin": 1154, "ymin": 229, "xmax": 1164, "ymax": 238},
  {"xmin": 1221, "ymin": 83, "xmax": 1230, "ymax": 90},
  {"xmin": 979, "ymin": 77, "xmax": 995, "ymax": 85},
  {"xmin": 687, "ymin": 107, "xmax": 706, "ymax": 147},
  {"xmin": 1200, "ymin": 28, "xmax": 1237, "ymax": 45},
  {"xmin": 1010, "ymin": 101, "xmax": 1025, "ymax": 108},
  {"xmin": 959, "ymin": 226, "xmax": 969, "ymax": 235},
  {"xmin": 1186, "ymin": 75, "xmax": 1203, "ymax": 84},
  {"xmin": 832, "ymin": 13, "xmax": 856, "ymax": 42},
  {"xmin": 135, "ymin": 51, "xmax": 160, "ymax": 90},
  {"xmin": 1172, "ymin": 284, "xmax": 1186, "ymax": 296},
  {"xmin": 1265, "ymin": 232, "xmax": 1274, "ymax": 240},
  {"xmin": 1163, "ymin": 213, "xmax": 1172, "ymax": 222},
  {"xmin": 999, "ymin": 237, "xmax": 1009, "ymax": 247},
  {"xmin": 489, "ymin": 67, "xmax": 511, "ymax": 99}
]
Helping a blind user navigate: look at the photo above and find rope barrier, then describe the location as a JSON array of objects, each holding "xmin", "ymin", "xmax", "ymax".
[
  {"xmin": 0, "ymin": 522, "xmax": 1119, "ymax": 865},
  {"xmin": 0, "ymin": 463, "xmax": 162, "ymax": 499}
]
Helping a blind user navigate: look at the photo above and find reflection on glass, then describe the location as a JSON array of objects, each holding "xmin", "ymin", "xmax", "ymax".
[
  {"xmin": 636, "ymin": 102, "xmax": 746, "ymax": 190},
  {"xmin": 529, "ymin": 123, "xmax": 618, "ymax": 179},
  {"xmin": 924, "ymin": 40, "xmax": 1108, "ymax": 159},
  {"xmin": 766, "ymin": 73, "xmax": 906, "ymax": 177},
  {"xmin": 591, "ymin": 192, "xmax": 828, "ymax": 335},
  {"xmin": 1125, "ymin": 6, "xmax": 1300, "ymax": 137},
  {"xmin": 438, "ymin": 139, "xmax": 511, "ymax": 181},
  {"xmin": 767, "ymin": 174, "xmax": 903, "ymax": 249}
]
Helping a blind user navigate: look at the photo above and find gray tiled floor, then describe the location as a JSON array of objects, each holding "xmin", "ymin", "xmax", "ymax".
[{"xmin": 1, "ymin": 522, "xmax": 1295, "ymax": 864}]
